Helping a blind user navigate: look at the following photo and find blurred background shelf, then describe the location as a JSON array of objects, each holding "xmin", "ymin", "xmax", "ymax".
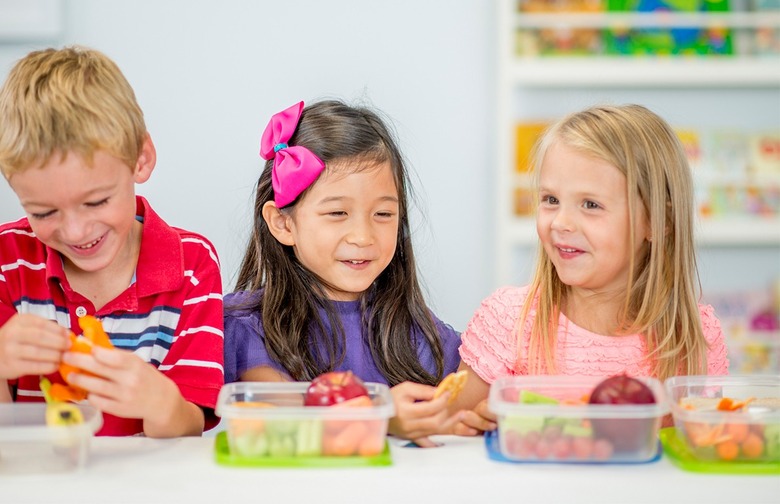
[
  {"xmin": 495, "ymin": 0, "xmax": 780, "ymax": 295},
  {"xmin": 507, "ymin": 58, "xmax": 780, "ymax": 87},
  {"xmin": 501, "ymin": 218, "xmax": 780, "ymax": 246}
]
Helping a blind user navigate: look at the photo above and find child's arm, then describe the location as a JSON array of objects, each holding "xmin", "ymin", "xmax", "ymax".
[
  {"xmin": 446, "ymin": 362, "xmax": 497, "ymax": 436},
  {"xmin": 0, "ymin": 313, "xmax": 70, "ymax": 386},
  {"xmin": 240, "ymin": 365, "xmax": 290, "ymax": 382}
]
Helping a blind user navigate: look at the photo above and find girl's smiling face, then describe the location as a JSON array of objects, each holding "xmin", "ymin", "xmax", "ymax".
[
  {"xmin": 536, "ymin": 141, "xmax": 650, "ymax": 297},
  {"xmin": 282, "ymin": 160, "xmax": 399, "ymax": 301}
]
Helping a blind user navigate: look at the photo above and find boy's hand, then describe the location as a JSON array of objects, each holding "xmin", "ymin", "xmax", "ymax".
[
  {"xmin": 388, "ymin": 381, "xmax": 462, "ymax": 447},
  {"xmin": 450, "ymin": 398, "xmax": 497, "ymax": 436},
  {"xmin": 62, "ymin": 345, "xmax": 190, "ymax": 431},
  {"xmin": 0, "ymin": 314, "xmax": 70, "ymax": 379}
]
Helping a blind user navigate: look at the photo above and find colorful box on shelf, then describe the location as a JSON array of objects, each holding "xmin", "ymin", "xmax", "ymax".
[
  {"xmin": 214, "ymin": 381, "xmax": 395, "ymax": 467},
  {"xmin": 663, "ymin": 375, "xmax": 780, "ymax": 472},
  {"xmin": 604, "ymin": 0, "xmax": 734, "ymax": 56},
  {"xmin": 0, "ymin": 403, "xmax": 102, "ymax": 474},
  {"xmin": 487, "ymin": 375, "xmax": 668, "ymax": 464},
  {"xmin": 515, "ymin": 0, "xmax": 605, "ymax": 56}
]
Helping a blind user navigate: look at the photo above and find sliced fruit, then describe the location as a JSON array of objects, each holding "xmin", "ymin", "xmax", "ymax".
[
  {"xmin": 40, "ymin": 378, "xmax": 84, "ymax": 426},
  {"xmin": 518, "ymin": 390, "xmax": 559, "ymax": 405},
  {"xmin": 55, "ymin": 315, "xmax": 115, "ymax": 402}
]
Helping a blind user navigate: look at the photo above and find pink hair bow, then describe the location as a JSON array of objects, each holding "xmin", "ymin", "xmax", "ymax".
[{"xmin": 260, "ymin": 101, "xmax": 325, "ymax": 207}]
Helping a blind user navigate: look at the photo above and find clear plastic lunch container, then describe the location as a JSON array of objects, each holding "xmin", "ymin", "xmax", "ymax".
[
  {"xmin": 0, "ymin": 403, "xmax": 102, "ymax": 474},
  {"xmin": 215, "ymin": 381, "xmax": 395, "ymax": 466},
  {"xmin": 488, "ymin": 375, "xmax": 668, "ymax": 464},
  {"xmin": 664, "ymin": 374, "xmax": 780, "ymax": 465}
]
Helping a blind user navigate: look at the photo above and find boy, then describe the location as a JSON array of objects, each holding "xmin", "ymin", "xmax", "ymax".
[{"xmin": 0, "ymin": 46, "xmax": 224, "ymax": 437}]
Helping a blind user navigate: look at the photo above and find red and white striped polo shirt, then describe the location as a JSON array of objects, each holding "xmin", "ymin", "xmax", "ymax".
[{"xmin": 0, "ymin": 196, "xmax": 224, "ymax": 435}]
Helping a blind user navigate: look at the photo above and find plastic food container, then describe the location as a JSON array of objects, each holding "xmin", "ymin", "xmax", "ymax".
[
  {"xmin": 664, "ymin": 374, "xmax": 780, "ymax": 466},
  {"xmin": 215, "ymin": 382, "xmax": 395, "ymax": 467},
  {"xmin": 488, "ymin": 375, "xmax": 668, "ymax": 464},
  {"xmin": 0, "ymin": 403, "xmax": 102, "ymax": 474}
]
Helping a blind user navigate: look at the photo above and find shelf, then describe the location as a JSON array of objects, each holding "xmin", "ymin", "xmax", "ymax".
[
  {"xmin": 696, "ymin": 218, "xmax": 780, "ymax": 245},
  {"xmin": 494, "ymin": 0, "xmax": 780, "ymax": 285},
  {"xmin": 507, "ymin": 58, "xmax": 780, "ymax": 87},
  {"xmin": 514, "ymin": 12, "xmax": 780, "ymax": 29},
  {"xmin": 502, "ymin": 217, "xmax": 780, "ymax": 246}
]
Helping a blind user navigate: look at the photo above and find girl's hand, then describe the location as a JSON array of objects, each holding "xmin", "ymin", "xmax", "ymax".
[
  {"xmin": 62, "ymin": 345, "xmax": 200, "ymax": 435},
  {"xmin": 388, "ymin": 381, "xmax": 462, "ymax": 448},
  {"xmin": 0, "ymin": 313, "xmax": 70, "ymax": 380},
  {"xmin": 451, "ymin": 398, "xmax": 497, "ymax": 436}
]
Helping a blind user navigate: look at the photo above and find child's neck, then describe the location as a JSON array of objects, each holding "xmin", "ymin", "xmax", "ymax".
[
  {"xmin": 563, "ymin": 288, "xmax": 625, "ymax": 336},
  {"xmin": 63, "ymin": 220, "xmax": 143, "ymax": 311}
]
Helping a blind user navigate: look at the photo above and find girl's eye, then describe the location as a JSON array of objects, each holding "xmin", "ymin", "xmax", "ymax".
[
  {"xmin": 327, "ymin": 211, "xmax": 347, "ymax": 217},
  {"xmin": 86, "ymin": 198, "xmax": 109, "ymax": 208},
  {"xmin": 584, "ymin": 200, "xmax": 600, "ymax": 210},
  {"xmin": 376, "ymin": 211, "xmax": 394, "ymax": 218},
  {"xmin": 541, "ymin": 195, "xmax": 558, "ymax": 205}
]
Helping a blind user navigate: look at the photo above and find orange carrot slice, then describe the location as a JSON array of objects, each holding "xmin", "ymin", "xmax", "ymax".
[
  {"xmin": 717, "ymin": 397, "xmax": 756, "ymax": 411},
  {"xmin": 54, "ymin": 315, "xmax": 115, "ymax": 402}
]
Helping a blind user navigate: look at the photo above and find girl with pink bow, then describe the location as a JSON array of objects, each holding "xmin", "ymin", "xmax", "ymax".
[{"xmin": 224, "ymin": 100, "xmax": 462, "ymax": 447}]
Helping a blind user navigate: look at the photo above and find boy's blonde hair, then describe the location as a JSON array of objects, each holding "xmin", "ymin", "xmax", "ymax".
[
  {"xmin": 0, "ymin": 46, "xmax": 146, "ymax": 178},
  {"xmin": 522, "ymin": 104, "xmax": 708, "ymax": 380}
]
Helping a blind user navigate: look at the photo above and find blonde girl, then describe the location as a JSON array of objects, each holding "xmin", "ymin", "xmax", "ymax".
[{"xmin": 451, "ymin": 104, "xmax": 728, "ymax": 434}]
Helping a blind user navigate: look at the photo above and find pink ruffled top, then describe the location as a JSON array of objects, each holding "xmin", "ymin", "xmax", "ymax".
[{"xmin": 459, "ymin": 285, "xmax": 729, "ymax": 383}]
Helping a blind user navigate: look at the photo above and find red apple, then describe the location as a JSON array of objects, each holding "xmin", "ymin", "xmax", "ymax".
[
  {"xmin": 304, "ymin": 371, "xmax": 369, "ymax": 407},
  {"xmin": 589, "ymin": 374, "xmax": 656, "ymax": 405},
  {"xmin": 588, "ymin": 374, "xmax": 656, "ymax": 453}
]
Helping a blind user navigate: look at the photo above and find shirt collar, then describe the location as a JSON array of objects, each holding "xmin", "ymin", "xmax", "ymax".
[{"xmin": 45, "ymin": 196, "xmax": 184, "ymax": 297}]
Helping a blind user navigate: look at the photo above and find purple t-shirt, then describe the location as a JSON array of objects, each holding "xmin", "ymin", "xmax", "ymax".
[{"xmin": 223, "ymin": 290, "xmax": 461, "ymax": 384}]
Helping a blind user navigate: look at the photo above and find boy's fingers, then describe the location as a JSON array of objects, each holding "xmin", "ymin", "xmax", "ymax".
[{"xmin": 18, "ymin": 345, "xmax": 63, "ymax": 363}]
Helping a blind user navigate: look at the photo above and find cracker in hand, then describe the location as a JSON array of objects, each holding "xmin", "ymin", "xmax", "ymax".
[{"xmin": 433, "ymin": 370, "xmax": 468, "ymax": 404}]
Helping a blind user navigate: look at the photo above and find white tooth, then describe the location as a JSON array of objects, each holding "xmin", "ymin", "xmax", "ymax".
[{"xmin": 77, "ymin": 238, "xmax": 100, "ymax": 249}]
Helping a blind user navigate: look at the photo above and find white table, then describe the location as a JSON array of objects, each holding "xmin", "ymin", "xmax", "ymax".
[{"xmin": 0, "ymin": 434, "xmax": 777, "ymax": 504}]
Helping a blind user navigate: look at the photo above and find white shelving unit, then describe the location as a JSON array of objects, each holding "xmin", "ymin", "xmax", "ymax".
[{"xmin": 495, "ymin": 0, "xmax": 780, "ymax": 286}]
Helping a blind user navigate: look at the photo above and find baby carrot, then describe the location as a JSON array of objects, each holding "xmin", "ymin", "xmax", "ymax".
[
  {"xmin": 716, "ymin": 440, "xmax": 739, "ymax": 461},
  {"xmin": 741, "ymin": 433, "xmax": 764, "ymax": 459}
]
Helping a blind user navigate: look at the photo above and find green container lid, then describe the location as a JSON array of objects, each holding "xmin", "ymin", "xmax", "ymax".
[
  {"xmin": 213, "ymin": 431, "xmax": 392, "ymax": 468},
  {"xmin": 660, "ymin": 427, "xmax": 780, "ymax": 475}
]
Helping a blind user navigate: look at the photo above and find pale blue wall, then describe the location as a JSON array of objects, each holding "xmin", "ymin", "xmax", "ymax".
[
  {"xmin": 1, "ymin": 0, "xmax": 777, "ymax": 331},
  {"xmin": 0, "ymin": 0, "xmax": 495, "ymax": 330}
]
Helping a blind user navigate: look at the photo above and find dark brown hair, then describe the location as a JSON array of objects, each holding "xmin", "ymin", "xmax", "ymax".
[{"xmin": 233, "ymin": 100, "xmax": 445, "ymax": 386}]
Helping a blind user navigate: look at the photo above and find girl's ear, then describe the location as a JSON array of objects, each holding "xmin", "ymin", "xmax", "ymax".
[
  {"xmin": 133, "ymin": 134, "xmax": 156, "ymax": 184},
  {"xmin": 262, "ymin": 201, "xmax": 295, "ymax": 246}
]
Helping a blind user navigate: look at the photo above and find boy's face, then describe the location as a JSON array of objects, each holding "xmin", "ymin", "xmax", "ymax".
[{"xmin": 8, "ymin": 147, "xmax": 150, "ymax": 277}]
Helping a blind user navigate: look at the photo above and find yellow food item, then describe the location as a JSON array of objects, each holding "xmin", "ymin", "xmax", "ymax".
[
  {"xmin": 433, "ymin": 370, "xmax": 468, "ymax": 404},
  {"xmin": 40, "ymin": 377, "xmax": 84, "ymax": 427}
]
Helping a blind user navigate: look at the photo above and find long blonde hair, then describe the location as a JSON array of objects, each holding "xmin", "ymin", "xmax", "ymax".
[{"xmin": 521, "ymin": 104, "xmax": 707, "ymax": 380}]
